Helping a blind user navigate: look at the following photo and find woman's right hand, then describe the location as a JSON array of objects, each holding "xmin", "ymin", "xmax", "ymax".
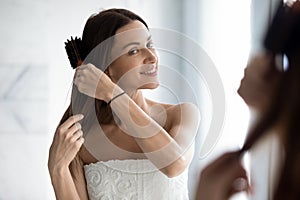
[
  {"xmin": 196, "ymin": 152, "xmax": 249, "ymax": 200},
  {"xmin": 74, "ymin": 64, "xmax": 116, "ymax": 103},
  {"xmin": 48, "ymin": 114, "xmax": 85, "ymax": 176}
]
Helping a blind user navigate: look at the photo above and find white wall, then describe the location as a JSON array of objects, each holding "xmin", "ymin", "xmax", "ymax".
[
  {"xmin": 0, "ymin": 0, "xmax": 51, "ymax": 199},
  {"xmin": 189, "ymin": 1, "xmax": 252, "ymax": 199}
]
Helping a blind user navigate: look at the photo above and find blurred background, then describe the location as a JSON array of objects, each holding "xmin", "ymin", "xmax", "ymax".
[{"xmin": 0, "ymin": 0, "xmax": 280, "ymax": 199}]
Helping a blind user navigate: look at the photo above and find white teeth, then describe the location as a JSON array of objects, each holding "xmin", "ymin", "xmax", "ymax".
[
  {"xmin": 141, "ymin": 67, "xmax": 156, "ymax": 75},
  {"xmin": 145, "ymin": 68, "xmax": 155, "ymax": 74}
]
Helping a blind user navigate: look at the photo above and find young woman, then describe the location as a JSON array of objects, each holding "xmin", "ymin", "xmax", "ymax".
[{"xmin": 48, "ymin": 8, "xmax": 200, "ymax": 200}]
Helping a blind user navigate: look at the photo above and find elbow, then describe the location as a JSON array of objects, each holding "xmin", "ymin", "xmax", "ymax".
[{"xmin": 162, "ymin": 157, "xmax": 189, "ymax": 178}]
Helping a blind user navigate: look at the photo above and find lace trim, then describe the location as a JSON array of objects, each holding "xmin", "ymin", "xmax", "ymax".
[
  {"xmin": 84, "ymin": 159, "xmax": 159, "ymax": 174},
  {"xmin": 84, "ymin": 159, "xmax": 189, "ymax": 200}
]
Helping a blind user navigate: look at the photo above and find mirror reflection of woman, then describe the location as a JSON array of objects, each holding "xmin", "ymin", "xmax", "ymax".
[
  {"xmin": 48, "ymin": 8, "xmax": 200, "ymax": 200},
  {"xmin": 196, "ymin": 1, "xmax": 300, "ymax": 199}
]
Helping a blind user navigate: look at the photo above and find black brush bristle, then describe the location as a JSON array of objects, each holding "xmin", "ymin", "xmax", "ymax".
[{"xmin": 65, "ymin": 37, "xmax": 83, "ymax": 69}]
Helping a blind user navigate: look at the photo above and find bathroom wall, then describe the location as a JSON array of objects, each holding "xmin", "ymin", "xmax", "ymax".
[{"xmin": 0, "ymin": 0, "xmax": 183, "ymax": 199}]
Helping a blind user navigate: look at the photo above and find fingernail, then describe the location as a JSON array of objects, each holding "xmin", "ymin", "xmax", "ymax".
[
  {"xmin": 78, "ymin": 114, "xmax": 84, "ymax": 119},
  {"xmin": 233, "ymin": 178, "xmax": 248, "ymax": 191}
]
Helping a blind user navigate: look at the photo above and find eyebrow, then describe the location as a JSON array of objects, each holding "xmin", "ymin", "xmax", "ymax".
[{"xmin": 122, "ymin": 35, "xmax": 152, "ymax": 50}]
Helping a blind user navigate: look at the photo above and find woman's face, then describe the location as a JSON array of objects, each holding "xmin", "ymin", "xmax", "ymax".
[
  {"xmin": 237, "ymin": 54, "xmax": 282, "ymax": 113},
  {"xmin": 108, "ymin": 20, "xmax": 159, "ymax": 92}
]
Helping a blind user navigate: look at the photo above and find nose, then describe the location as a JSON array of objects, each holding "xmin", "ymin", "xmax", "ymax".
[{"xmin": 143, "ymin": 48, "xmax": 157, "ymax": 64}]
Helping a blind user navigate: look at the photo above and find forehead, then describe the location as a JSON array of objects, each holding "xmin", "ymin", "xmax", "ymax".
[
  {"xmin": 116, "ymin": 20, "xmax": 148, "ymax": 34},
  {"xmin": 113, "ymin": 20, "xmax": 150, "ymax": 46}
]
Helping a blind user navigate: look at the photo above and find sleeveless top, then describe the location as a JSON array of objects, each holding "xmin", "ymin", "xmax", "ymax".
[{"xmin": 84, "ymin": 159, "xmax": 189, "ymax": 200}]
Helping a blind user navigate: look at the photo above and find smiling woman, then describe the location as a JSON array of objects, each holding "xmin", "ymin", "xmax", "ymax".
[
  {"xmin": 48, "ymin": 8, "xmax": 200, "ymax": 200},
  {"xmin": 108, "ymin": 23, "xmax": 159, "ymax": 91}
]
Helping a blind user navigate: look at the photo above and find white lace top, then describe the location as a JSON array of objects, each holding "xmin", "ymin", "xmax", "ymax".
[{"xmin": 84, "ymin": 159, "xmax": 189, "ymax": 200}]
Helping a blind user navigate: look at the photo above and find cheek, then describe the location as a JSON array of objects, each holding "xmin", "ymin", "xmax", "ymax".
[
  {"xmin": 110, "ymin": 63, "xmax": 140, "ymax": 83},
  {"xmin": 113, "ymin": 69, "xmax": 127, "ymax": 81},
  {"xmin": 110, "ymin": 54, "xmax": 145, "ymax": 77},
  {"xmin": 109, "ymin": 58, "xmax": 129, "ymax": 81}
]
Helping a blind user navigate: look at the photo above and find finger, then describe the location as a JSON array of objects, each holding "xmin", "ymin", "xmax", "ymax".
[
  {"xmin": 226, "ymin": 163, "xmax": 248, "ymax": 188},
  {"xmin": 73, "ymin": 74, "xmax": 85, "ymax": 88},
  {"xmin": 73, "ymin": 73, "xmax": 85, "ymax": 87},
  {"xmin": 75, "ymin": 68, "xmax": 85, "ymax": 79},
  {"xmin": 70, "ymin": 130, "xmax": 83, "ymax": 143},
  {"xmin": 228, "ymin": 177, "xmax": 250, "ymax": 197},
  {"xmin": 232, "ymin": 177, "xmax": 249, "ymax": 192},
  {"xmin": 76, "ymin": 64, "xmax": 88, "ymax": 72},
  {"xmin": 66, "ymin": 122, "xmax": 82, "ymax": 137},
  {"xmin": 71, "ymin": 137, "xmax": 85, "ymax": 152},
  {"xmin": 64, "ymin": 137, "xmax": 84, "ymax": 161},
  {"xmin": 224, "ymin": 156, "xmax": 247, "ymax": 177},
  {"xmin": 223, "ymin": 163, "xmax": 249, "ymax": 197},
  {"xmin": 206, "ymin": 151, "xmax": 241, "ymax": 172},
  {"xmin": 75, "ymin": 63, "xmax": 88, "ymax": 75},
  {"xmin": 60, "ymin": 114, "xmax": 84, "ymax": 130},
  {"xmin": 74, "ymin": 66, "xmax": 87, "ymax": 83}
]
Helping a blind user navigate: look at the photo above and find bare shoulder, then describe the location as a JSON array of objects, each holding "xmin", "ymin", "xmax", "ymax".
[
  {"xmin": 146, "ymin": 98, "xmax": 198, "ymax": 111},
  {"xmin": 169, "ymin": 103, "xmax": 200, "ymax": 125},
  {"xmin": 172, "ymin": 102, "xmax": 199, "ymax": 114},
  {"xmin": 145, "ymin": 99, "xmax": 200, "ymax": 126}
]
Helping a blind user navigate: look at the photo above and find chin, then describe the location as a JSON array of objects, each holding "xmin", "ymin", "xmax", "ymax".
[{"xmin": 139, "ymin": 82, "xmax": 160, "ymax": 89}]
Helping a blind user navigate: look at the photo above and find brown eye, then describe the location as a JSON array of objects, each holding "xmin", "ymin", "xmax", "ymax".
[{"xmin": 128, "ymin": 48, "xmax": 139, "ymax": 55}]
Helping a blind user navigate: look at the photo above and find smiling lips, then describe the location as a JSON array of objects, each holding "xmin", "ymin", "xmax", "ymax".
[{"xmin": 140, "ymin": 65, "xmax": 158, "ymax": 76}]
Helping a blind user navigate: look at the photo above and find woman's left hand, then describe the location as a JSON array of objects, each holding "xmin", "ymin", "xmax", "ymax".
[{"xmin": 73, "ymin": 63, "xmax": 115, "ymax": 102}]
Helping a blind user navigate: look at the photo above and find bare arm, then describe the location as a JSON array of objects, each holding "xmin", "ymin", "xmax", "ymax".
[
  {"xmin": 74, "ymin": 63, "xmax": 200, "ymax": 177},
  {"xmin": 110, "ymin": 96, "xmax": 199, "ymax": 177},
  {"xmin": 48, "ymin": 115, "xmax": 89, "ymax": 200},
  {"xmin": 50, "ymin": 162, "xmax": 88, "ymax": 200}
]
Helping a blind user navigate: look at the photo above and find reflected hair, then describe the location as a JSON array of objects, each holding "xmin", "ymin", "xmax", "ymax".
[{"xmin": 241, "ymin": 1, "xmax": 300, "ymax": 199}]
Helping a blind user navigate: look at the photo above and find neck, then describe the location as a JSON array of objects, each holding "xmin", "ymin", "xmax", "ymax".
[{"xmin": 126, "ymin": 90, "xmax": 149, "ymax": 112}]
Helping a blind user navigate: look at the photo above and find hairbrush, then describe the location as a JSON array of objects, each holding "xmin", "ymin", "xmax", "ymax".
[{"xmin": 65, "ymin": 37, "xmax": 84, "ymax": 69}]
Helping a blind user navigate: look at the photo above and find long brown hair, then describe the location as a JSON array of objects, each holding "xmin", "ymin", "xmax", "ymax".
[
  {"xmin": 241, "ymin": 2, "xmax": 300, "ymax": 199},
  {"xmin": 59, "ymin": 9, "xmax": 148, "ymax": 134}
]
